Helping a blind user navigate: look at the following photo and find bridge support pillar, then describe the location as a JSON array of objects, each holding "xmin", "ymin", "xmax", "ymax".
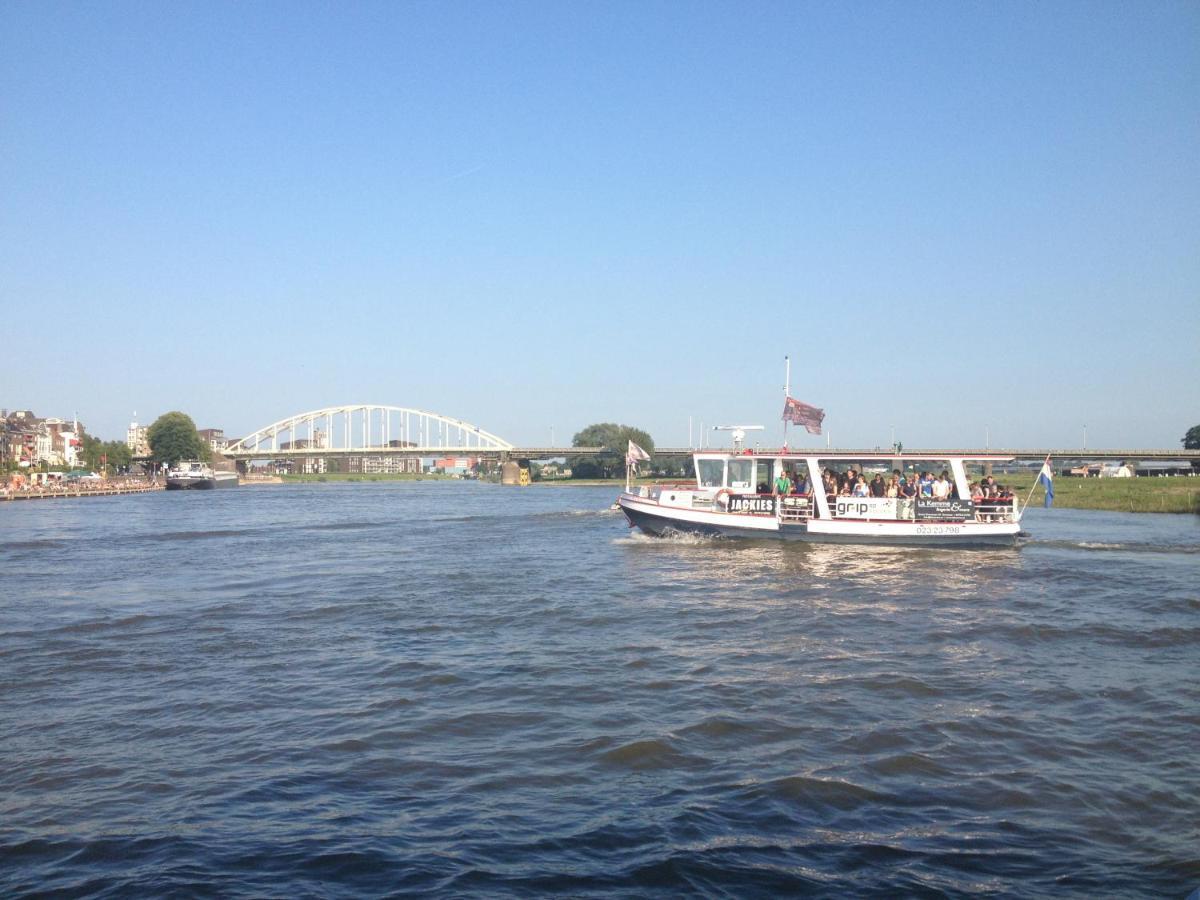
[{"xmin": 500, "ymin": 457, "xmax": 532, "ymax": 485}]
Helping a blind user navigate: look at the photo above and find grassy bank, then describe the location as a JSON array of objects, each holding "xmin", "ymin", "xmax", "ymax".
[
  {"xmin": 546, "ymin": 472, "xmax": 1200, "ymax": 513},
  {"xmin": 277, "ymin": 470, "xmax": 1198, "ymax": 513},
  {"xmin": 977, "ymin": 471, "xmax": 1199, "ymax": 514}
]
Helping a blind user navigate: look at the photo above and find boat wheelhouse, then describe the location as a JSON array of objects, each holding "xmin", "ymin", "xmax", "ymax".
[{"xmin": 618, "ymin": 451, "xmax": 1023, "ymax": 546}]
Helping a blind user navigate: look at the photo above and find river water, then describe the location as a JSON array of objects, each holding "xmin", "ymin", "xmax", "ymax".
[{"xmin": 1, "ymin": 483, "xmax": 1197, "ymax": 897}]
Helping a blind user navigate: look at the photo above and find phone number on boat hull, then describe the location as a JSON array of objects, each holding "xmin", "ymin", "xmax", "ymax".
[{"xmin": 915, "ymin": 525, "xmax": 963, "ymax": 535}]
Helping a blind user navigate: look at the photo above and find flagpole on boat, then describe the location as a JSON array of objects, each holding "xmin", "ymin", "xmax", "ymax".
[
  {"xmin": 782, "ymin": 355, "xmax": 790, "ymax": 449},
  {"xmin": 1020, "ymin": 453, "xmax": 1051, "ymax": 517}
]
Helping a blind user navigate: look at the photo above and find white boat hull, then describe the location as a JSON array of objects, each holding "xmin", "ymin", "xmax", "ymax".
[{"xmin": 618, "ymin": 494, "xmax": 1021, "ymax": 547}]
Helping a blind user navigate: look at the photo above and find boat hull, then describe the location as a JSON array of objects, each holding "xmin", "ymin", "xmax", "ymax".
[
  {"xmin": 166, "ymin": 473, "xmax": 239, "ymax": 490},
  {"xmin": 619, "ymin": 495, "xmax": 1020, "ymax": 548}
]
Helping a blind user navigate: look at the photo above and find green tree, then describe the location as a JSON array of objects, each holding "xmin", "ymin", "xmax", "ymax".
[
  {"xmin": 1183, "ymin": 425, "xmax": 1200, "ymax": 450},
  {"xmin": 103, "ymin": 440, "xmax": 133, "ymax": 473},
  {"xmin": 570, "ymin": 422, "xmax": 655, "ymax": 479},
  {"xmin": 80, "ymin": 433, "xmax": 104, "ymax": 470},
  {"xmin": 147, "ymin": 412, "xmax": 210, "ymax": 465},
  {"xmin": 80, "ymin": 435, "xmax": 133, "ymax": 473}
]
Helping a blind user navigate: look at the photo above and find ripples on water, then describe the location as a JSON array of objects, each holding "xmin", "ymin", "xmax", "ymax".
[{"xmin": 1, "ymin": 484, "xmax": 1197, "ymax": 897}]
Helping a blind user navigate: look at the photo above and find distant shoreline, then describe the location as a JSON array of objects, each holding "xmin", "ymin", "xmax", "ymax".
[{"xmin": 151, "ymin": 471, "xmax": 1200, "ymax": 514}]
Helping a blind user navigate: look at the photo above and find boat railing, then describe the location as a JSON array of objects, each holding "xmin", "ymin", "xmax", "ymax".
[
  {"xmin": 779, "ymin": 494, "xmax": 813, "ymax": 522},
  {"xmin": 973, "ymin": 498, "xmax": 1018, "ymax": 523}
]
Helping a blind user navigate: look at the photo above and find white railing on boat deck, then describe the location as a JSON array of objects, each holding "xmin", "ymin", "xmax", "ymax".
[{"xmin": 779, "ymin": 496, "xmax": 814, "ymax": 522}]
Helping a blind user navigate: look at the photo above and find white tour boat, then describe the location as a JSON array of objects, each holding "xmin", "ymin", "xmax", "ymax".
[{"xmin": 617, "ymin": 447, "xmax": 1025, "ymax": 547}]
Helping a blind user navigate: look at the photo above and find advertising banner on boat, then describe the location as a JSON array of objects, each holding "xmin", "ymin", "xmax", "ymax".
[
  {"xmin": 915, "ymin": 499, "xmax": 974, "ymax": 522},
  {"xmin": 728, "ymin": 495, "xmax": 776, "ymax": 515},
  {"xmin": 834, "ymin": 497, "xmax": 898, "ymax": 519}
]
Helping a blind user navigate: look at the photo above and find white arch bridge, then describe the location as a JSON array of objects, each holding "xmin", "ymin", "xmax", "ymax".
[{"xmin": 223, "ymin": 405, "xmax": 518, "ymax": 461}]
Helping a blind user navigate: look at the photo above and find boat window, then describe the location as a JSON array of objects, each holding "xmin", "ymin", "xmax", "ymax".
[
  {"xmin": 754, "ymin": 459, "xmax": 774, "ymax": 493},
  {"xmin": 697, "ymin": 458, "xmax": 724, "ymax": 488},
  {"xmin": 727, "ymin": 459, "xmax": 753, "ymax": 490}
]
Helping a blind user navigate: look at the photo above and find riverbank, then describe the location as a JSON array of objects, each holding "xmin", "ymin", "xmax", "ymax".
[
  {"xmin": 279, "ymin": 473, "xmax": 459, "ymax": 483},
  {"xmin": 985, "ymin": 471, "xmax": 1199, "ymax": 514},
  {"xmin": 1, "ymin": 482, "xmax": 163, "ymax": 501},
  {"xmin": 226, "ymin": 471, "xmax": 1200, "ymax": 513},
  {"xmin": 539, "ymin": 473, "xmax": 1200, "ymax": 513}
]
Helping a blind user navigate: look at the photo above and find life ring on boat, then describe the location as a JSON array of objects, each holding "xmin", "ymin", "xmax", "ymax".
[{"xmin": 713, "ymin": 488, "xmax": 733, "ymax": 511}]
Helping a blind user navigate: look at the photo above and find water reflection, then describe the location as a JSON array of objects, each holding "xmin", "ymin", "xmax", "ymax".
[{"xmin": 618, "ymin": 534, "xmax": 1024, "ymax": 605}]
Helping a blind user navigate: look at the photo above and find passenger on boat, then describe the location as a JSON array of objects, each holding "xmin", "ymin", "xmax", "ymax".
[
  {"xmin": 970, "ymin": 482, "xmax": 984, "ymax": 501},
  {"xmin": 886, "ymin": 475, "xmax": 900, "ymax": 498},
  {"xmin": 794, "ymin": 474, "xmax": 812, "ymax": 495},
  {"xmin": 933, "ymin": 472, "xmax": 953, "ymax": 500},
  {"xmin": 773, "ymin": 470, "xmax": 792, "ymax": 496},
  {"xmin": 900, "ymin": 475, "xmax": 918, "ymax": 499},
  {"xmin": 869, "ymin": 473, "xmax": 886, "ymax": 497},
  {"xmin": 852, "ymin": 477, "xmax": 870, "ymax": 497},
  {"xmin": 919, "ymin": 472, "xmax": 934, "ymax": 497}
]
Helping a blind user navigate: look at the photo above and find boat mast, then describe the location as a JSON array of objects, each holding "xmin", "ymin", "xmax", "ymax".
[{"xmin": 782, "ymin": 355, "xmax": 790, "ymax": 449}]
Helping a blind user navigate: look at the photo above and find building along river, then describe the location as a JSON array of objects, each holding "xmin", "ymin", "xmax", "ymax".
[{"xmin": 1, "ymin": 482, "xmax": 1196, "ymax": 896}]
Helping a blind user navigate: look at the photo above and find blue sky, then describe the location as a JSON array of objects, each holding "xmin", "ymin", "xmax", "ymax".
[{"xmin": 3, "ymin": 2, "xmax": 1197, "ymax": 450}]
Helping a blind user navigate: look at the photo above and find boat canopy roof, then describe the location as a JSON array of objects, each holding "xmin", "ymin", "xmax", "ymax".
[{"xmin": 693, "ymin": 450, "xmax": 1016, "ymax": 463}]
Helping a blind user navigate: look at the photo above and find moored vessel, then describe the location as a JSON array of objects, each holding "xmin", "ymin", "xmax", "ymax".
[
  {"xmin": 618, "ymin": 449, "xmax": 1024, "ymax": 547},
  {"xmin": 165, "ymin": 461, "xmax": 239, "ymax": 490}
]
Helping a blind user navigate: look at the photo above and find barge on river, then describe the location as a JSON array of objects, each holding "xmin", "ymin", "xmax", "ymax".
[
  {"xmin": 165, "ymin": 461, "xmax": 239, "ymax": 490},
  {"xmin": 618, "ymin": 451, "xmax": 1023, "ymax": 547}
]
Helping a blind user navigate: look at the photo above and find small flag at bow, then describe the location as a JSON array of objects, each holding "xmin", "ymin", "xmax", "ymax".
[
  {"xmin": 782, "ymin": 397, "xmax": 825, "ymax": 435},
  {"xmin": 1039, "ymin": 457, "xmax": 1054, "ymax": 508},
  {"xmin": 626, "ymin": 440, "xmax": 651, "ymax": 470}
]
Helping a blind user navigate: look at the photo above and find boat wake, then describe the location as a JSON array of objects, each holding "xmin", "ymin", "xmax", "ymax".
[{"xmin": 1031, "ymin": 539, "xmax": 1199, "ymax": 555}]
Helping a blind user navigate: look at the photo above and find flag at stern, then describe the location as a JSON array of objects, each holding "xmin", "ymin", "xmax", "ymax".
[{"xmin": 1038, "ymin": 457, "xmax": 1055, "ymax": 508}]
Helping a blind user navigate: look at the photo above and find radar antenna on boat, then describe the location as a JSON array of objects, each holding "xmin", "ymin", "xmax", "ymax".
[{"xmin": 713, "ymin": 424, "xmax": 764, "ymax": 450}]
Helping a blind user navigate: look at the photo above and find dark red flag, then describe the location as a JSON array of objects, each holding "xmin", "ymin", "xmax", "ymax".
[{"xmin": 782, "ymin": 397, "xmax": 825, "ymax": 435}]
